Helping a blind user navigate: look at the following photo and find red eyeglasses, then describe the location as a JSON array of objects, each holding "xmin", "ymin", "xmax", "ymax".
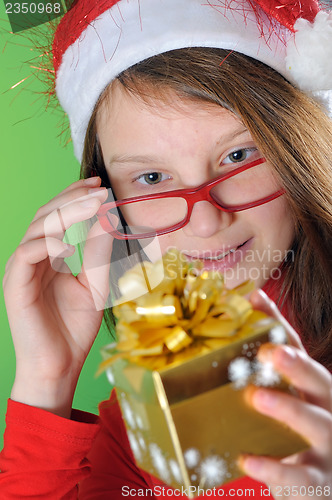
[{"xmin": 97, "ymin": 157, "xmax": 285, "ymax": 240}]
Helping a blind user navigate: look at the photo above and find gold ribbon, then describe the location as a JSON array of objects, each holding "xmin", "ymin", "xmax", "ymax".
[{"xmin": 100, "ymin": 250, "xmax": 260, "ymax": 372}]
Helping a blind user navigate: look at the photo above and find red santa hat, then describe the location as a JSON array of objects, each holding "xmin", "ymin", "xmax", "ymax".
[{"xmin": 52, "ymin": 0, "xmax": 332, "ymax": 162}]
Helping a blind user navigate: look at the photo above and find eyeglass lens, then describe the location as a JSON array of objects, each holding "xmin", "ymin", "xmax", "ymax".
[{"xmin": 106, "ymin": 161, "xmax": 280, "ymax": 236}]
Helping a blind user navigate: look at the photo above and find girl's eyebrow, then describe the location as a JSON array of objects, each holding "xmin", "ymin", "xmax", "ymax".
[
  {"xmin": 215, "ymin": 127, "xmax": 250, "ymax": 146},
  {"xmin": 108, "ymin": 127, "xmax": 251, "ymax": 168},
  {"xmin": 108, "ymin": 155, "xmax": 165, "ymax": 168}
]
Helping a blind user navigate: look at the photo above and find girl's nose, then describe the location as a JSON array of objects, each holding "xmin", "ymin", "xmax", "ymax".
[{"xmin": 183, "ymin": 201, "xmax": 233, "ymax": 238}]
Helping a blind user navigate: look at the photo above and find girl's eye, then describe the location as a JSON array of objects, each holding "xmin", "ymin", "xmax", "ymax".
[
  {"xmin": 136, "ymin": 172, "xmax": 170, "ymax": 185},
  {"xmin": 223, "ymin": 147, "xmax": 258, "ymax": 164}
]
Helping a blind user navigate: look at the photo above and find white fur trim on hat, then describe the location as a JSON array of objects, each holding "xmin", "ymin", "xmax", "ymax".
[
  {"xmin": 55, "ymin": 0, "xmax": 331, "ymax": 163},
  {"xmin": 56, "ymin": 0, "xmax": 292, "ymax": 162}
]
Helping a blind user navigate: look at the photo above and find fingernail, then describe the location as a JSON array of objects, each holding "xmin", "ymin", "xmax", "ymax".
[
  {"xmin": 257, "ymin": 289, "xmax": 269, "ymax": 300},
  {"xmin": 80, "ymin": 198, "xmax": 100, "ymax": 208},
  {"xmin": 257, "ymin": 288, "xmax": 276, "ymax": 307},
  {"xmin": 253, "ymin": 389, "xmax": 278, "ymax": 410},
  {"xmin": 88, "ymin": 187, "xmax": 106, "ymax": 196},
  {"xmin": 257, "ymin": 343, "xmax": 277, "ymax": 362},
  {"xmin": 84, "ymin": 177, "xmax": 100, "ymax": 186},
  {"xmin": 240, "ymin": 456, "xmax": 264, "ymax": 474},
  {"xmin": 279, "ymin": 345, "xmax": 297, "ymax": 368}
]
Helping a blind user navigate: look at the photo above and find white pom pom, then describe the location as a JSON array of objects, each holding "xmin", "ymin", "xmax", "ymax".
[
  {"xmin": 286, "ymin": 11, "xmax": 332, "ymax": 92},
  {"xmin": 311, "ymin": 89, "xmax": 332, "ymax": 116}
]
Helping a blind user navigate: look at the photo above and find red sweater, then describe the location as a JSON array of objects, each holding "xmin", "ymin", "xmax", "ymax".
[{"xmin": 0, "ymin": 391, "xmax": 273, "ymax": 499}]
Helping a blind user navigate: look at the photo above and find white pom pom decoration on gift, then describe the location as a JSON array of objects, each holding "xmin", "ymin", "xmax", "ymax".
[
  {"xmin": 286, "ymin": 11, "xmax": 332, "ymax": 92},
  {"xmin": 199, "ymin": 455, "xmax": 228, "ymax": 487}
]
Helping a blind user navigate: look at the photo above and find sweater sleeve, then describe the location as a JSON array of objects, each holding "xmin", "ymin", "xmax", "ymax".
[
  {"xmin": 0, "ymin": 399, "xmax": 100, "ymax": 499},
  {"xmin": 78, "ymin": 390, "xmax": 160, "ymax": 498}
]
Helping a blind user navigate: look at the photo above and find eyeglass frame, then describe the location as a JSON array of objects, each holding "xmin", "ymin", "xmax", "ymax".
[{"xmin": 97, "ymin": 157, "xmax": 285, "ymax": 240}]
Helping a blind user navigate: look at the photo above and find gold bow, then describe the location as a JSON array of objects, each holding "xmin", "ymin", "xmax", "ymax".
[{"xmin": 100, "ymin": 250, "xmax": 264, "ymax": 372}]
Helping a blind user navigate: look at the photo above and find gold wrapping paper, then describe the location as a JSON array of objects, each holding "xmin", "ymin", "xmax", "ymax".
[{"xmin": 100, "ymin": 250, "xmax": 308, "ymax": 496}]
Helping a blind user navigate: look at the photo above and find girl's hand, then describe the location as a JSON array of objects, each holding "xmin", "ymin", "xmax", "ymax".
[
  {"xmin": 241, "ymin": 290, "xmax": 332, "ymax": 499},
  {"xmin": 3, "ymin": 177, "xmax": 112, "ymax": 418}
]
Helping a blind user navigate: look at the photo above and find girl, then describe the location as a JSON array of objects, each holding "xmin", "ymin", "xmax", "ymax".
[{"xmin": 1, "ymin": 0, "xmax": 331, "ymax": 498}]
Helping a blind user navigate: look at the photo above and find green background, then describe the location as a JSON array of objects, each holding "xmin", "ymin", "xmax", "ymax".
[{"xmin": 0, "ymin": 5, "xmax": 111, "ymax": 449}]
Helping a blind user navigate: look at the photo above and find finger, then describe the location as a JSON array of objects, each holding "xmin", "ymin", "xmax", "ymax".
[
  {"xmin": 44, "ymin": 189, "xmax": 108, "ymax": 241},
  {"xmin": 258, "ymin": 344, "xmax": 332, "ymax": 411},
  {"xmin": 22, "ymin": 187, "xmax": 107, "ymax": 244},
  {"xmin": 44, "ymin": 194, "xmax": 107, "ymax": 275},
  {"xmin": 78, "ymin": 221, "xmax": 114, "ymax": 311},
  {"xmin": 250, "ymin": 289, "xmax": 304, "ymax": 350},
  {"xmin": 4, "ymin": 238, "xmax": 75, "ymax": 293},
  {"xmin": 247, "ymin": 386, "xmax": 332, "ymax": 449},
  {"xmin": 30, "ymin": 177, "xmax": 102, "ymax": 223},
  {"xmin": 4, "ymin": 252, "xmax": 15, "ymax": 276},
  {"xmin": 239, "ymin": 455, "xmax": 323, "ymax": 491}
]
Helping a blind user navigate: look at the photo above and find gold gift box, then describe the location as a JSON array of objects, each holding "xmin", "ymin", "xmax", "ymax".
[{"xmin": 100, "ymin": 251, "xmax": 308, "ymax": 496}]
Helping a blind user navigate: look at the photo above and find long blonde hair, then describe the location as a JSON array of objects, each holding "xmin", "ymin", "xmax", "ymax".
[{"xmin": 82, "ymin": 48, "xmax": 332, "ymax": 370}]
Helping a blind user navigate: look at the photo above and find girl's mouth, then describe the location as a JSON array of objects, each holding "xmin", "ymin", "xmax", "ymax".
[
  {"xmin": 183, "ymin": 239, "xmax": 253, "ymax": 271},
  {"xmin": 200, "ymin": 244, "xmax": 243, "ymax": 261}
]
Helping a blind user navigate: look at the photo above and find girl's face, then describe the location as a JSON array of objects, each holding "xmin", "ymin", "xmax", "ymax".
[{"xmin": 97, "ymin": 84, "xmax": 295, "ymax": 288}]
